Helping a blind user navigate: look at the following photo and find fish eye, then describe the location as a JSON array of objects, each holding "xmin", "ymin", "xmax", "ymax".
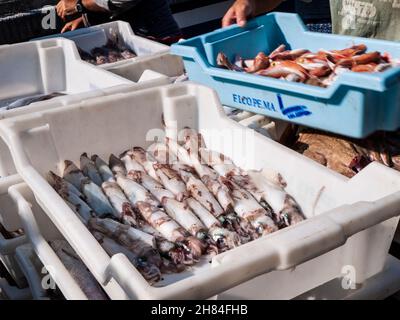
[
  {"xmin": 218, "ymin": 216, "xmax": 226, "ymax": 224},
  {"xmin": 256, "ymin": 226, "xmax": 264, "ymax": 234},
  {"xmin": 282, "ymin": 213, "xmax": 290, "ymax": 225},
  {"xmin": 137, "ymin": 258, "xmax": 147, "ymax": 266},
  {"xmin": 198, "ymin": 231, "xmax": 207, "ymax": 240}
]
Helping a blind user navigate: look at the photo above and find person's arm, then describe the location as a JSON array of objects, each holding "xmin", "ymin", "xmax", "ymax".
[
  {"xmin": 222, "ymin": 0, "xmax": 284, "ymax": 27},
  {"xmin": 56, "ymin": 0, "xmax": 107, "ymax": 20},
  {"xmin": 56, "ymin": 0, "xmax": 147, "ymax": 19},
  {"xmin": 61, "ymin": 16, "xmax": 85, "ymax": 32}
]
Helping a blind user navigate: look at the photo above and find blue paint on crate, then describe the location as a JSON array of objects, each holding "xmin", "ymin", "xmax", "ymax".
[{"xmin": 277, "ymin": 94, "xmax": 312, "ymax": 119}]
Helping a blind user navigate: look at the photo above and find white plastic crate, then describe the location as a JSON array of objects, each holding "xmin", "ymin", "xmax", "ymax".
[
  {"xmin": 0, "ymin": 37, "xmax": 174, "ymax": 178},
  {"xmin": 40, "ymin": 21, "xmax": 185, "ymax": 82},
  {"xmin": 294, "ymin": 255, "xmax": 400, "ymax": 300},
  {"xmin": 0, "ymin": 175, "xmax": 82, "ymax": 299},
  {"xmin": 0, "ymin": 175, "xmax": 27, "ymax": 288},
  {"xmin": 7, "ymin": 182, "xmax": 128, "ymax": 300},
  {"xmin": 225, "ymin": 109, "xmax": 291, "ymax": 142},
  {"xmin": 0, "ymin": 175, "xmax": 123, "ymax": 300},
  {"xmin": 0, "ymin": 38, "xmax": 131, "ymax": 111},
  {"xmin": 14, "ymin": 244, "xmax": 51, "ymax": 300},
  {"xmin": 0, "ymin": 37, "xmax": 129, "ymax": 178},
  {"xmin": 0, "ymin": 83, "xmax": 399, "ymax": 300},
  {"xmin": 0, "ymin": 277, "xmax": 32, "ymax": 300}
]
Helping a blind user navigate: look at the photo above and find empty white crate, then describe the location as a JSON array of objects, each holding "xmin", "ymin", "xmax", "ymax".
[
  {"xmin": 0, "ymin": 83, "xmax": 399, "ymax": 299},
  {"xmin": 40, "ymin": 21, "xmax": 185, "ymax": 82}
]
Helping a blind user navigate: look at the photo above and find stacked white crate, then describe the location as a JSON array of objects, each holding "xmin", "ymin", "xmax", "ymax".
[
  {"xmin": 0, "ymin": 37, "xmax": 181, "ymax": 177},
  {"xmin": 0, "ymin": 35, "xmax": 181, "ymax": 299},
  {"xmin": 0, "ymin": 175, "xmax": 112, "ymax": 300},
  {"xmin": 37, "ymin": 21, "xmax": 185, "ymax": 83},
  {"xmin": 0, "ymin": 176, "xmax": 81, "ymax": 299}
]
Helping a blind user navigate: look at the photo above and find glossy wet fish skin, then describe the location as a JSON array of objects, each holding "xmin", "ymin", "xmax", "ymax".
[
  {"xmin": 116, "ymin": 173, "xmax": 159, "ymax": 207},
  {"xmin": 129, "ymin": 168, "xmax": 208, "ymax": 246},
  {"xmin": 131, "ymin": 147, "xmax": 160, "ymax": 182},
  {"xmin": 62, "ymin": 160, "xmax": 115, "ymax": 218},
  {"xmin": 109, "ymin": 154, "xmax": 127, "ymax": 176},
  {"xmin": 186, "ymin": 197, "xmax": 240, "ymax": 251},
  {"xmin": 63, "ymin": 160, "xmax": 87, "ymax": 190},
  {"xmin": 80, "ymin": 178, "xmax": 116, "ymax": 218},
  {"xmin": 120, "ymin": 150, "xmax": 146, "ymax": 173},
  {"xmin": 101, "ymin": 181, "xmax": 138, "ymax": 224},
  {"xmin": 50, "ymin": 240, "xmax": 108, "ymax": 300},
  {"xmin": 88, "ymin": 218, "xmax": 163, "ymax": 268},
  {"xmin": 221, "ymin": 178, "xmax": 278, "ymax": 236},
  {"xmin": 217, "ymin": 44, "xmax": 392, "ymax": 87},
  {"xmin": 168, "ymin": 137, "xmax": 234, "ymax": 213},
  {"xmin": 92, "ymin": 155, "xmax": 115, "ymax": 183},
  {"xmin": 47, "ymin": 171, "xmax": 83, "ymax": 200},
  {"xmin": 245, "ymin": 171, "xmax": 305, "ymax": 227},
  {"xmin": 5, "ymin": 92, "xmax": 66, "ymax": 110},
  {"xmin": 80, "ymin": 153, "xmax": 103, "ymax": 187},
  {"xmin": 161, "ymin": 197, "xmax": 208, "ymax": 240},
  {"xmin": 181, "ymin": 169, "xmax": 225, "ymax": 218},
  {"xmin": 153, "ymin": 163, "xmax": 189, "ymax": 201},
  {"xmin": 92, "ymin": 231, "xmax": 161, "ymax": 284},
  {"xmin": 217, "ymin": 52, "xmax": 244, "ymax": 72}
]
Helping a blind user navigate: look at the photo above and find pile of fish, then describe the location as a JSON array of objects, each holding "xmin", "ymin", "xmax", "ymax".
[
  {"xmin": 0, "ymin": 223, "xmax": 106, "ymax": 299},
  {"xmin": 78, "ymin": 36, "xmax": 136, "ymax": 66},
  {"xmin": 50, "ymin": 240, "xmax": 108, "ymax": 300},
  {"xmin": 217, "ymin": 44, "xmax": 399, "ymax": 87},
  {"xmin": 291, "ymin": 129, "xmax": 400, "ymax": 178},
  {"xmin": 0, "ymin": 92, "xmax": 66, "ymax": 111},
  {"xmin": 48, "ymin": 128, "xmax": 305, "ymax": 285}
]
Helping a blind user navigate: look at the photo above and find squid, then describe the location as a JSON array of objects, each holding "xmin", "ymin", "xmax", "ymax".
[
  {"xmin": 50, "ymin": 240, "xmax": 108, "ymax": 300},
  {"xmin": 92, "ymin": 154, "xmax": 115, "ymax": 183},
  {"xmin": 80, "ymin": 153, "xmax": 103, "ymax": 187},
  {"xmin": 101, "ymin": 181, "xmax": 139, "ymax": 227},
  {"xmin": 115, "ymin": 173, "xmax": 204, "ymax": 263},
  {"xmin": 92, "ymin": 231, "xmax": 161, "ymax": 284},
  {"xmin": 62, "ymin": 161, "xmax": 116, "ymax": 218},
  {"xmin": 220, "ymin": 178, "xmax": 278, "ymax": 236}
]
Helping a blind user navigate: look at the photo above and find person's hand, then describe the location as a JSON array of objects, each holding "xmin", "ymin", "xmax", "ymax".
[
  {"xmin": 61, "ymin": 16, "xmax": 84, "ymax": 33},
  {"xmin": 222, "ymin": 0, "xmax": 256, "ymax": 27},
  {"xmin": 56, "ymin": 0, "xmax": 78, "ymax": 20}
]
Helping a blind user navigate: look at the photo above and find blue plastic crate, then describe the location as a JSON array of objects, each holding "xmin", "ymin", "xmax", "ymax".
[{"xmin": 171, "ymin": 13, "xmax": 400, "ymax": 138}]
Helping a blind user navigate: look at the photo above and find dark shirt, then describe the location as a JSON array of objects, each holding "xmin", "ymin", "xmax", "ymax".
[
  {"xmin": 91, "ymin": 0, "xmax": 181, "ymax": 38},
  {"xmin": 294, "ymin": 0, "xmax": 332, "ymax": 24}
]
